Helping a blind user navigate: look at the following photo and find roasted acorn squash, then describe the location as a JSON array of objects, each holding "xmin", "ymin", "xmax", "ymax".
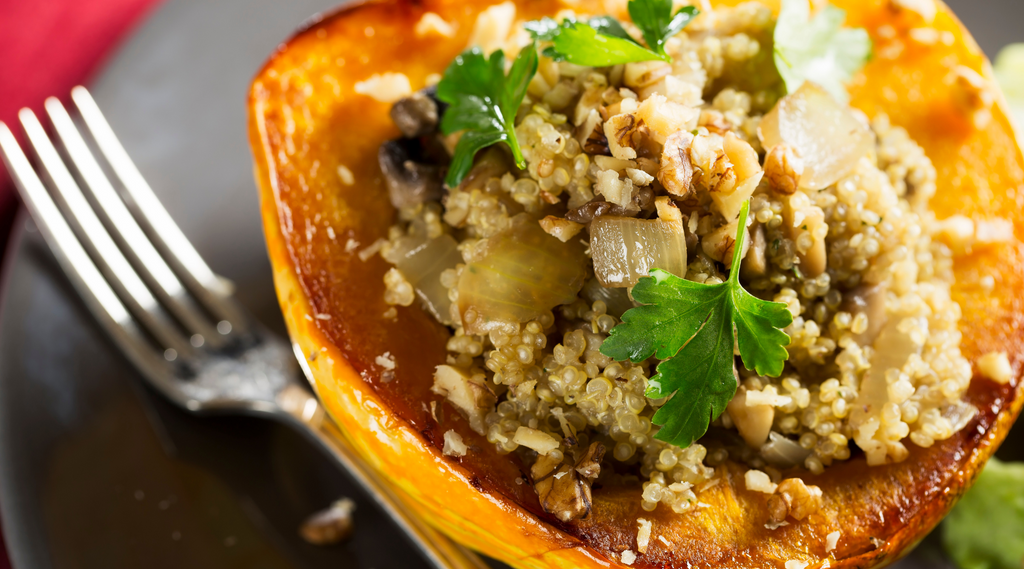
[{"xmin": 248, "ymin": 0, "xmax": 1024, "ymax": 567}]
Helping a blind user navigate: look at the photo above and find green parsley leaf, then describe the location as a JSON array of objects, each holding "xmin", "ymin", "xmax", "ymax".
[
  {"xmin": 943, "ymin": 458, "xmax": 1024, "ymax": 569},
  {"xmin": 526, "ymin": 0, "xmax": 699, "ymax": 66},
  {"xmin": 773, "ymin": 0, "xmax": 872, "ymax": 102},
  {"xmin": 523, "ymin": 17, "xmax": 563, "ymax": 41},
  {"xmin": 529, "ymin": 19, "xmax": 663, "ymax": 66},
  {"xmin": 628, "ymin": 0, "xmax": 699, "ymax": 60},
  {"xmin": 586, "ymin": 16, "xmax": 637, "ymax": 43},
  {"xmin": 436, "ymin": 44, "xmax": 538, "ymax": 187},
  {"xmin": 600, "ymin": 200, "xmax": 793, "ymax": 448}
]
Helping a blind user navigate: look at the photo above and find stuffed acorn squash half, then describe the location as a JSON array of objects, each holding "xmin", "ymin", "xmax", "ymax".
[{"xmin": 249, "ymin": 0, "xmax": 1024, "ymax": 567}]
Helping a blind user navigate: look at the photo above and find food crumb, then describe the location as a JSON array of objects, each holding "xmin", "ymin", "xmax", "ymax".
[
  {"xmin": 978, "ymin": 351, "xmax": 1012, "ymax": 384},
  {"xmin": 745, "ymin": 469, "xmax": 778, "ymax": 494},
  {"xmin": 337, "ymin": 165, "xmax": 355, "ymax": 185},
  {"xmin": 636, "ymin": 518, "xmax": 652, "ymax": 553},
  {"xmin": 442, "ymin": 429, "xmax": 468, "ymax": 457},
  {"xmin": 382, "ymin": 307, "xmax": 398, "ymax": 321},
  {"xmin": 354, "ymin": 72, "xmax": 412, "ymax": 103},
  {"xmin": 375, "ymin": 352, "xmax": 396, "ymax": 371},
  {"xmin": 414, "ymin": 12, "xmax": 455, "ymax": 38},
  {"xmin": 515, "ymin": 477, "xmax": 523, "ymax": 485},
  {"xmin": 620, "ymin": 550, "xmax": 636, "ymax": 565},
  {"xmin": 657, "ymin": 535, "xmax": 671, "ymax": 547},
  {"xmin": 299, "ymin": 498, "xmax": 356, "ymax": 545},
  {"xmin": 826, "ymin": 530, "xmax": 841, "ymax": 553},
  {"xmin": 785, "ymin": 561, "xmax": 808, "ymax": 569},
  {"xmin": 314, "ymin": 313, "xmax": 331, "ymax": 320},
  {"xmin": 345, "ymin": 238, "xmax": 360, "ymax": 253},
  {"xmin": 358, "ymin": 238, "xmax": 386, "ymax": 261}
]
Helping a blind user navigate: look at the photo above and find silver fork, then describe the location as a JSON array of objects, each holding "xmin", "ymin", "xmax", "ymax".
[{"xmin": 0, "ymin": 87, "xmax": 488, "ymax": 569}]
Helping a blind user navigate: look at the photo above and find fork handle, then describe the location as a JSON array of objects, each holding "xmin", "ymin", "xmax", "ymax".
[{"xmin": 277, "ymin": 385, "xmax": 490, "ymax": 569}]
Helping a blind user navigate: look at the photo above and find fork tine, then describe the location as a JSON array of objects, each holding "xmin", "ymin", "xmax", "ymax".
[
  {"xmin": 0, "ymin": 122, "xmax": 185, "ymax": 392},
  {"xmin": 17, "ymin": 108, "xmax": 195, "ymax": 359},
  {"xmin": 70, "ymin": 86, "xmax": 249, "ymax": 337},
  {"xmin": 44, "ymin": 97, "xmax": 226, "ymax": 350}
]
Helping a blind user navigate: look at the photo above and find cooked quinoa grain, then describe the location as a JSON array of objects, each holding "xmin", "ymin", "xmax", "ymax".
[{"xmin": 377, "ymin": 2, "xmax": 977, "ymax": 521}]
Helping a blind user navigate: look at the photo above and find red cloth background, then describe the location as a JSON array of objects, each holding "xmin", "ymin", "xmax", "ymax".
[
  {"xmin": 0, "ymin": 0, "xmax": 162, "ymax": 563},
  {"xmin": 0, "ymin": 0, "xmax": 161, "ymax": 258}
]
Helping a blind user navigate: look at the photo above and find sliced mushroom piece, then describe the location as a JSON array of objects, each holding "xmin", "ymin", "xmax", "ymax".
[
  {"xmin": 782, "ymin": 192, "xmax": 827, "ymax": 278},
  {"xmin": 741, "ymin": 223, "xmax": 768, "ymax": 278},
  {"xmin": 728, "ymin": 386, "xmax": 774, "ymax": 448},
  {"xmin": 531, "ymin": 442, "xmax": 605, "ymax": 522},
  {"xmin": 378, "ymin": 138, "xmax": 446, "ymax": 208},
  {"xmin": 390, "ymin": 89, "xmax": 439, "ymax": 138},
  {"xmin": 840, "ymin": 283, "xmax": 889, "ymax": 345}
]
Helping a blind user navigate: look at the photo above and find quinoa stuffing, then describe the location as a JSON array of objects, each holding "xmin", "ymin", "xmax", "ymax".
[{"xmin": 372, "ymin": 0, "xmax": 984, "ymax": 523}]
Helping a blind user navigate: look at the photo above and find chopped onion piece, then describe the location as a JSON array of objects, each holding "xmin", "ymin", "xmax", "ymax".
[
  {"xmin": 942, "ymin": 401, "xmax": 979, "ymax": 433},
  {"xmin": 590, "ymin": 216, "xmax": 687, "ymax": 288},
  {"xmin": 759, "ymin": 82, "xmax": 873, "ymax": 190},
  {"xmin": 851, "ymin": 316, "xmax": 927, "ymax": 428},
  {"xmin": 458, "ymin": 216, "xmax": 586, "ymax": 334},
  {"xmin": 760, "ymin": 431, "xmax": 812, "ymax": 468},
  {"xmin": 581, "ymin": 278, "xmax": 635, "ymax": 318},
  {"xmin": 390, "ymin": 234, "xmax": 462, "ymax": 324}
]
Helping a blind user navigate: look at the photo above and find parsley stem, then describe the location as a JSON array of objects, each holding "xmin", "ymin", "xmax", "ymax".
[{"xmin": 728, "ymin": 200, "xmax": 751, "ymax": 286}]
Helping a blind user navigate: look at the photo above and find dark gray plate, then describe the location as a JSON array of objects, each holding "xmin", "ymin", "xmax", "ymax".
[{"xmin": 0, "ymin": 0, "xmax": 1020, "ymax": 567}]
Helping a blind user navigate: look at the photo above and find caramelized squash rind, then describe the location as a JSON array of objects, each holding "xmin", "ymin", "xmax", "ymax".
[{"xmin": 249, "ymin": 0, "xmax": 1024, "ymax": 567}]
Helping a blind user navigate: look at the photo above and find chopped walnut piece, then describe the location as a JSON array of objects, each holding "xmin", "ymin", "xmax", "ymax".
[
  {"xmin": 767, "ymin": 478, "xmax": 824, "ymax": 523},
  {"xmin": 604, "ymin": 113, "xmax": 640, "ymax": 160},
  {"xmin": 539, "ymin": 216, "xmax": 584, "ymax": 243},
  {"xmin": 431, "ymin": 365, "xmax": 497, "ymax": 434},
  {"xmin": 764, "ymin": 144, "xmax": 804, "ymax": 195},
  {"xmin": 575, "ymin": 441, "xmax": 606, "ymax": 480},
  {"xmin": 657, "ymin": 130, "xmax": 695, "ymax": 198},
  {"xmin": 579, "ymin": 111, "xmax": 611, "ymax": 156},
  {"xmin": 654, "ymin": 197, "xmax": 684, "ymax": 227}
]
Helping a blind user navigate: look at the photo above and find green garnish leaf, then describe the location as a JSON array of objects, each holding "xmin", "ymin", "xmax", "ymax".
[
  {"xmin": 436, "ymin": 44, "xmax": 539, "ymax": 187},
  {"xmin": 586, "ymin": 16, "xmax": 637, "ymax": 43},
  {"xmin": 943, "ymin": 458, "xmax": 1024, "ymax": 569},
  {"xmin": 526, "ymin": 0, "xmax": 698, "ymax": 66},
  {"xmin": 529, "ymin": 19, "xmax": 664, "ymax": 66},
  {"xmin": 773, "ymin": 0, "xmax": 872, "ymax": 102},
  {"xmin": 628, "ymin": 0, "xmax": 699, "ymax": 60},
  {"xmin": 523, "ymin": 17, "xmax": 563, "ymax": 41},
  {"xmin": 600, "ymin": 201, "xmax": 793, "ymax": 448}
]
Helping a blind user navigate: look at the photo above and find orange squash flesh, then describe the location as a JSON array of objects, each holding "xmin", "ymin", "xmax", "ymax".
[{"xmin": 248, "ymin": 1, "xmax": 1024, "ymax": 567}]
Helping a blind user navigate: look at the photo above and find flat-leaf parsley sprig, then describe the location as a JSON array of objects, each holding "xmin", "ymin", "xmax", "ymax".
[
  {"xmin": 436, "ymin": 44, "xmax": 539, "ymax": 187},
  {"xmin": 525, "ymin": 0, "xmax": 698, "ymax": 66},
  {"xmin": 600, "ymin": 200, "xmax": 794, "ymax": 449}
]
